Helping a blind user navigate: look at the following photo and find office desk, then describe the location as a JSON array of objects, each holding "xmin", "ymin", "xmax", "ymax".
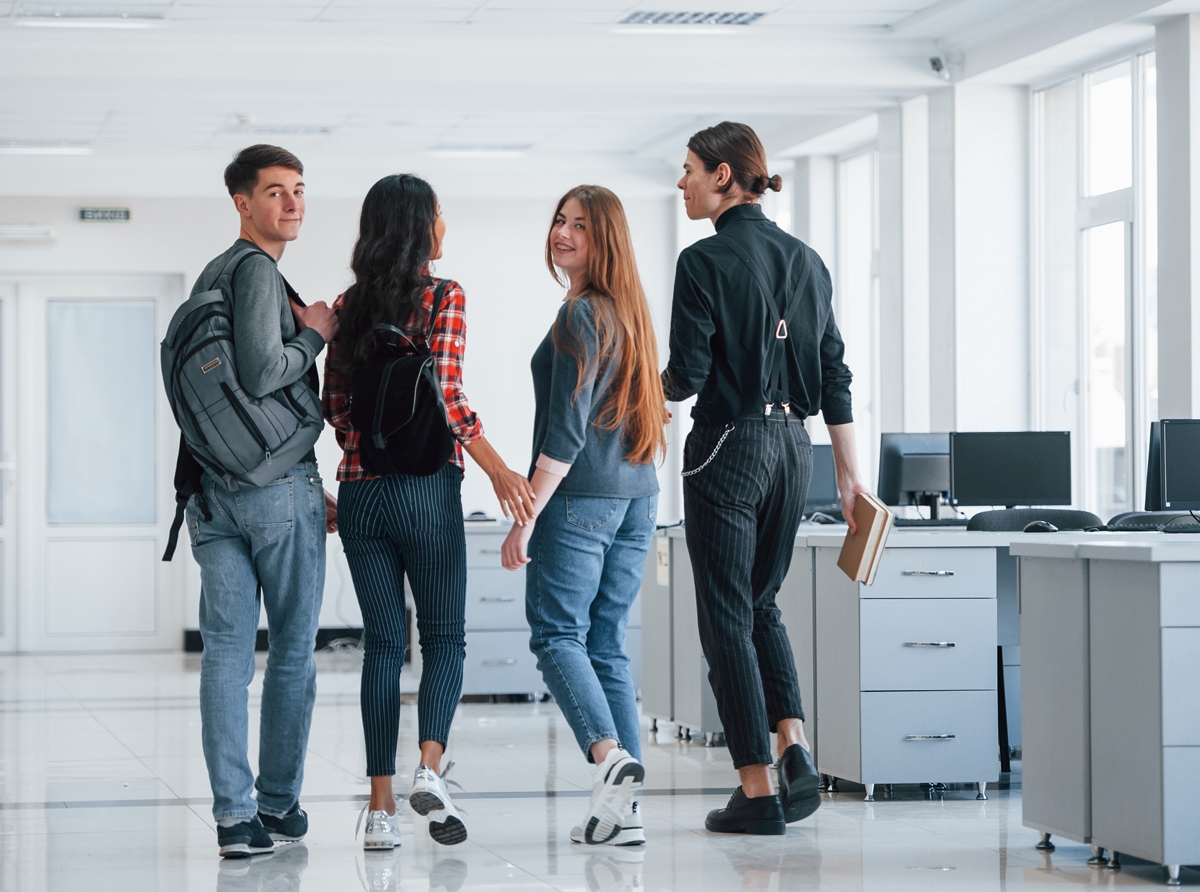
[
  {"xmin": 1012, "ymin": 535, "xmax": 1200, "ymax": 886},
  {"xmin": 804, "ymin": 530, "xmax": 1017, "ymax": 800}
]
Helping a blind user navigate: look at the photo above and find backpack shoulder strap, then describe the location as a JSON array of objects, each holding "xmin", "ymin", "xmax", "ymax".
[{"xmin": 425, "ymin": 279, "xmax": 452, "ymax": 341}]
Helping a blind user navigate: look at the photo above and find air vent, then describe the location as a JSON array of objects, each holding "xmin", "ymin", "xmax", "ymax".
[
  {"xmin": 16, "ymin": 3, "xmax": 166, "ymax": 18},
  {"xmin": 0, "ymin": 225, "xmax": 56, "ymax": 241},
  {"xmin": 0, "ymin": 140, "xmax": 92, "ymax": 155},
  {"xmin": 618, "ymin": 11, "xmax": 765, "ymax": 26}
]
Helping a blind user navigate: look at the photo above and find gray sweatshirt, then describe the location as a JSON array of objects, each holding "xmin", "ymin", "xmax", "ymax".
[{"xmin": 191, "ymin": 239, "xmax": 326, "ymax": 398}]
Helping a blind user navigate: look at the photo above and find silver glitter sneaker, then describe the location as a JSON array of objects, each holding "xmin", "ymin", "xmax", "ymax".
[
  {"xmin": 356, "ymin": 804, "xmax": 401, "ymax": 851},
  {"xmin": 409, "ymin": 763, "xmax": 467, "ymax": 846}
]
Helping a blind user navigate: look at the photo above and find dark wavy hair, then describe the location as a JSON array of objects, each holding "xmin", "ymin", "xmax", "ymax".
[{"xmin": 335, "ymin": 174, "xmax": 439, "ymax": 375}]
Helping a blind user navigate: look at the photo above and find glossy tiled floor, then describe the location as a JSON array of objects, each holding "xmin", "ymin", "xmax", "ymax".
[{"xmin": 0, "ymin": 651, "xmax": 1191, "ymax": 890}]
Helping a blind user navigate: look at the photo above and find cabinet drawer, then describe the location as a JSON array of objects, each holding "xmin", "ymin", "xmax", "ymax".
[
  {"xmin": 863, "ymin": 548, "xmax": 996, "ymax": 599},
  {"xmin": 465, "ymin": 568, "xmax": 526, "ymax": 630},
  {"xmin": 465, "ymin": 534, "xmax": 508, "ymax": 568},
  {"xmin": 461, "ymin": 630, "xmax": 543, "ymax": 696},
  {"xmin": 860, "ymin": 690, "xmax": 999, "ymax": 783},
  {"xmin": 860, "ymin": 599, "xmax": 996, "ymax": 691}
]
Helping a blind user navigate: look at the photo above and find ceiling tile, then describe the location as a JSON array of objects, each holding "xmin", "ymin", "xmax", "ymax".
[
  {"xmin": 319, "ymin": 6, "xmax": 474, "ymax": 23},
  {"xmin": 170, "ymin": 4, "xmax": 326, "ymax": 20}
]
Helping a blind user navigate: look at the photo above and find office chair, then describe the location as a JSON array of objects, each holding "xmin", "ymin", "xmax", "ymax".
[
  {"xmin": 966, "ymin": 508, "xmax": 1103, "ymax": 532},
  {"xmin": 1107, "ymin": 511, "xmax": 1192, "ymax": 531}
]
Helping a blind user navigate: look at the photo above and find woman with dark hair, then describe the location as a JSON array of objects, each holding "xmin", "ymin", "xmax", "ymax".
[
  {"xmin": 663, "ymin": 122, "xmax": 867, "ymax": 834},
  {"xmin": 323, "ymin": 174, "xmax": 534, "ymax": 850},
  {"xmin": 500, "ymin": 185, "xmax": 667, "ymax": 846}
]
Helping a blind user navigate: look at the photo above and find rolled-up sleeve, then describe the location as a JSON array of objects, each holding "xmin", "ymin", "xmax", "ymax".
[
  {"xmin": 817, "ymin": 263, "xmax": 854, "ymax": 425},
  {"xmin": 661, "ymin": 250, "xmax": 716, "ymax": 402},
  {"xmin": 539, "ymin": 298, "xmax": 598, "ymax": 466}
]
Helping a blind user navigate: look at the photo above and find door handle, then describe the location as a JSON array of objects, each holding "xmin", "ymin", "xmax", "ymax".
[
  {"xmin": 905, "ymin": 734, "xmax": 956, "ymax": 740},
  {"xmin": 482, "ymin": 658, "xmax": 517, "ymax": 666},
  {"xmin": 904, "ymin": 641, "xmax": 956, "ymax": 648},
  {"xmin": 902, "ymin": 570, "xmax": 954, "ymax": 577},
  {"xmin": 479, "ymin": 597, "xmax": 515, "ymax": 603}
]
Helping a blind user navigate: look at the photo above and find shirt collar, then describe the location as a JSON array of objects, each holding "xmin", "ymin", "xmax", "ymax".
[{"xmin": 714, "ymin": 201, "xmax": 766, "ymax": 232}]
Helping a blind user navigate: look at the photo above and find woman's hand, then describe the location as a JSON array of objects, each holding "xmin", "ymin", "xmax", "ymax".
[
  {"xmin": 501, "ymin": 520, "xmax": 535, "ymax": 570},
  {"xmin": 491, "ymin": 466, "xmax": 536, "ymax": 524},
  {"xmin": 324, "ymin": 490, "xmax": 338, "ymax": 534}
]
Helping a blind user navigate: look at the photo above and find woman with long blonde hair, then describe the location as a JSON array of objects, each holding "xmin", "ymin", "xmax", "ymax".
[{"xmin": 501, "ymin": 185, "xmax": 666, "ymax": 847}]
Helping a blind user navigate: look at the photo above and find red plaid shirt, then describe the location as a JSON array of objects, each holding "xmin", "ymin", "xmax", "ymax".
[{"xmin": 322, "ymin": 277, "xmax": 483, "ymax": 481}]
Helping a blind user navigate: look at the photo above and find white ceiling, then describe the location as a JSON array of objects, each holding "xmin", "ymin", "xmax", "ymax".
[{"xmin": 0, "ymin": 0, "xmax": 1181, "ymax": 198}]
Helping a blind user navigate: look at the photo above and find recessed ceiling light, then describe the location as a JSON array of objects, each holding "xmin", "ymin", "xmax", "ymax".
[
  {"xmin": 429, "ymin": 145, "xmax": 530, "ymax": 159},
  {"xmin": 618, "ymin": 11, "xmax": 765, "ymax": 26},
  {"xmin": 0, "ymin": 141, "xmax": 92, "ymax": 155},
  {"xmin": 0, "ymin": 225, "xmax": 56, "ymax": 241},
  {"xmin": 14, "ymin": 3, "xmax": 166, "ymax": 26},
  {"xmin": 225, "ymin": 124, "xmax": 334, "ymax": 135}
]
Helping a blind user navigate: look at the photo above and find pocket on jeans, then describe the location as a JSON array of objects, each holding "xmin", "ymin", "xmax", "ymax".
[
  {"xmin": 564, "ymin": 496, "xmax": 620, "ymax": 532},
  {"xmin": 237, "ymin": 476, "xmax": 295, "ymax": 544}
]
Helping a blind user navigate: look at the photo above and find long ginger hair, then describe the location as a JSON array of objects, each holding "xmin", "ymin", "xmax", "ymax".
[{"xmin": 545, "ymin": 185, "xmax": 667, "ymax": 465}]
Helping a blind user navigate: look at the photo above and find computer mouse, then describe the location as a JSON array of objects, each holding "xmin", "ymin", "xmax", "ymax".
[{"xmin": 1023, "ymin": 520, "xmax": 1059, "ymax": 533}]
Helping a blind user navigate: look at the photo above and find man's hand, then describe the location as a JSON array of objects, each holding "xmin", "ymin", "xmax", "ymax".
[
  {"xmin": 839, "ymin": 481, "xmax": 869, "ymax": 535},
  {"xmin": 291, "ymin": 299, "xmax": 339, "ymax": 343},
  {"xmin": 324, "ymin": 489, "xmax": 338, "ymax": 534}
]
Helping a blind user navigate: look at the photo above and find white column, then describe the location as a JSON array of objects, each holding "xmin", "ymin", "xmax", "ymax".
[
  {"xmin": 1157, "ymin": 14, "xmax": 1200, "ymax": 418},
  {"xmin": 902, "ymin": 95, "xmax": 932, "ymax": 433},
  {"xmin": 878, "ymin": 108, "xmax": 905, "ymax": 433},
  {"xmin": 928, "ymin": 87, "xmax": 958, "ymax": 433}
]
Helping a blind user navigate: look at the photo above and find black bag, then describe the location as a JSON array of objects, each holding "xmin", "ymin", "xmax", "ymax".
[{"xmin": 349, "ymin": 280, "xmax": 456, "ymax": 477}]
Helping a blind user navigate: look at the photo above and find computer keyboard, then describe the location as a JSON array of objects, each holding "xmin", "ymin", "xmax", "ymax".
[
  {"xmin": 893, "ymin": 517, "xmax": 969, "ymax": 528},
  {"xmin": 1109, "ymin": 521, "xmax": 1167, "ymax": 531},
  {"xmin": 1163, "ymin": 516, "xmax": 1200, "ymax": 534}
]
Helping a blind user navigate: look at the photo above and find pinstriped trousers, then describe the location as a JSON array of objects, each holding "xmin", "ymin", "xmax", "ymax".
[
  {"xmin": 337, "ymin": 464, "xmax": 467, "ymax": 777},
  {"xmin": 682, "ymin": 416, "xmax": 811, "ymax": 769}
]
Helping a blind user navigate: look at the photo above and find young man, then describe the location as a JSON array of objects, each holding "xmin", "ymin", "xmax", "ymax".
[{"xmin": 187, "ymin": 144, "xmax": 339, "ymax": 857}]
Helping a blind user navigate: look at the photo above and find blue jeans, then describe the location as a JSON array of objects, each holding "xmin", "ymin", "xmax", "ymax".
[
  {"xmin": 526, "ymin": 492, "xmax": 657, "ymax": 763},
  {"xmin": 187, "ymin": 461, "xmax": 326, "ymax": 822}
]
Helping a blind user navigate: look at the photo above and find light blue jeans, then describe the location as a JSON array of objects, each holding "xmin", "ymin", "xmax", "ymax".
[
  {"xmin": 187, "ymin": 461, "xmax": 326, "ymax": 821},
  {"xmin": 526, "ymin": 492, "xmax": 657, "ymax": 763}
]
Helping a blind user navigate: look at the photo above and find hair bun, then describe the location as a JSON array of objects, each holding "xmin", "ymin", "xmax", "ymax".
[{"xmin": 767, "ymin": 174, "xmax": 783, "ymax": 192}]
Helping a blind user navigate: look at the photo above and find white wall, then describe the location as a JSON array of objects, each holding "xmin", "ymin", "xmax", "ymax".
[{"xmin": 0, "ymin": 192, "xmax": 675, "ymax": 630}]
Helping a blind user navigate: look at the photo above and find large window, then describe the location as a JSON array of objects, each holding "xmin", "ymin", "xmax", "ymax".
[{"xmin": 1033, "ymin": 51, "xmax": 1156, "ymax": 518}]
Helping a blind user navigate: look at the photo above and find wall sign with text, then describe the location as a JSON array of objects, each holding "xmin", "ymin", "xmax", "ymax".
[{"xmin": 79, "ymin": 208, "xmax": 131, "ymax": 223}]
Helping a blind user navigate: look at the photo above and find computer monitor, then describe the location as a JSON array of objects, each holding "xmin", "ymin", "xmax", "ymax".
[
  {"xmin": 1160, "ymin": 419, "xmax": 1200, "ymax": 511},
  {"xmin": 877, "ymin": 433, "xmax": 951, "ymax": 517},
  {"xmin": 949, "ymin": 431, "xmax": 1072, "ymax": 507},
  {"xmin": 1146, "ymin": 421, "xmax": 1163, "ymax": 511},
  {"xmin": 803, "ymin": 444, "xmax": 840, "ymax": 517}
]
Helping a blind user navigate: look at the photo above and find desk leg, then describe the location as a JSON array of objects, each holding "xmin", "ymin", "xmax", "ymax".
[
  {"xmin": 1087, "ymin": 846, "xmax": 1108, "ymax": 865},
  {"xmin": 1035, "ymin": 832, "xmax": 1055, "ymax": 851},
  {"xmin": 864, "ymin": 783, "xmax": 875, "ymax": 802},
  {"xmin": 1105, "ymin": 852, "xmax": 1121, "ymax": 871},
  {"xmin": 976, "ymin": 781, "xmax": 988, "ymax": 800},
  {"xmin": 1167, "ymin": 865, "xmax": 1181, "ymax": 886}
]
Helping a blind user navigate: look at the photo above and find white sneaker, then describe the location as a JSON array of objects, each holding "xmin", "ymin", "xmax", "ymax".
[
  {"xmin": 357, "ymin": 805, "xmax": 401, "ymax": 851},
  {"xmin": 572, "ymin": 798, "xmax": 645, "ymax": 846},
  {"xmin": 575, "ymin": 749, "xmax": 644, "ymax": 845},
  {"xmin": 409, "ymin": 764, "xmax": 467, "ymax": 846}
]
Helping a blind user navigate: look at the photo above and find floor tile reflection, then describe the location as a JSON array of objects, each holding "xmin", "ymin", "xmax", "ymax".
[{"xmin": 0, "ymin": 653, "xmax": 1193, "ymax": 890}]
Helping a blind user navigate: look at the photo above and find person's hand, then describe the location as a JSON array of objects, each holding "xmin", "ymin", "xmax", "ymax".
[
  {"xmin": 324, "ymin": 489, "xmax": 338, "ymax": 534},
  {"xmin": 291, "ymin": 299, "xmax": 340, "ymax": 343},
  {"xmin": 839, "ymin": 481, "xmax": 869, "ymax": 535},
  {"xmin": 501, "ymin": 520, "xmax": 535, "ymax": 570},
  {"xmin": 491, "ymin": 467, "xmax": 536, "ymax": 525}
]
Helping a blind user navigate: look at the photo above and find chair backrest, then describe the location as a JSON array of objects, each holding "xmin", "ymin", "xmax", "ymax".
[{"xmin": 966, "ymin": 508, "xmax": 1103, "ymax": 532}]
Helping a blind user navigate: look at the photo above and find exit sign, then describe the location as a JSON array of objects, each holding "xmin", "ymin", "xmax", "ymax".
[{"xmin": 79, "ymin": 207, "xmax": 131, "ymax": 222}]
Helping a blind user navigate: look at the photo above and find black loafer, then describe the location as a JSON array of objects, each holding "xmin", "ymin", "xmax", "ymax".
[
  {"xmin": 259, "ymin": 804, "xmax": 308, "ymax": 842},
  {"xmin": 705, "ymin": 787, "xmax": 786, "ymax": 835},
  {"xmin": 778, "ymin": 744, "xmax": 821, "ymax": 823},
  {"xmin": 218, "ymin": 815, "xmax": 275, "ymax": 858}
]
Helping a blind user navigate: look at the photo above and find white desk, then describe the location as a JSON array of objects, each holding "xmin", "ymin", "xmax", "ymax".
[{"xmin": 1012, "ymin": 534, "xmax": 1200, "ymax": 886}]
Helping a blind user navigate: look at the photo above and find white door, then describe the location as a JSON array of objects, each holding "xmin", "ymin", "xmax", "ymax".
[{"xmin": 10, "ymin": 274, "xmax": 183, "ymax": 652}]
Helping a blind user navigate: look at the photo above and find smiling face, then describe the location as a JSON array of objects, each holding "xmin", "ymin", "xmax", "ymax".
[
  {"xmin": 233, "ymin": 165, "xmax": 305, "ymax": 245},
  {"xmin": 678, "ymin": 149, "xmax": 732, "ymax": 222},
  {"xmin": 550, "ymin": 197, "xmax": 590, "ymax": 285}
]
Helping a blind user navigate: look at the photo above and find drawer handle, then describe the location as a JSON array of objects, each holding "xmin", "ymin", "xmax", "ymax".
[
  {"xmin": 905, "ymin": 734, "xmax": 956, "ymax": 741},
  {"xmin": 479, "ymin": 549, "xmax": 502, "ymax": 555},
  {"xmin": 902, "ymin": 570, "xmax": 954, "ymax": 577},
  {"xmin": 479, "ymin": 596, "xmax": 516, "ymax": 603},
  {"xmin": 904, "ymin": 641, "xmax": 956, "ymax": 648},
  {"xmin": 482, "ymin": 658, "xmax": 517, "ymax": 666}
]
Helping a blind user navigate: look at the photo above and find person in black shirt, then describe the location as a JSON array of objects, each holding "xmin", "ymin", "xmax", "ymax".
[{"xmin": 662, "ymin": 122, "xmax": 868, "ymax": 835}]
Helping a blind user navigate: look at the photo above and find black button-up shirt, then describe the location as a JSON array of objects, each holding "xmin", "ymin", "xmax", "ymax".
[{"xmin": 662, "ymin": 202, "xmax": 854, "ymax": 427}]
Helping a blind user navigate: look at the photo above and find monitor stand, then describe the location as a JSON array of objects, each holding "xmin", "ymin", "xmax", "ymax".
[{"xmin": 920, "ymin": 493, "xmax": 942, "ymax": 520}]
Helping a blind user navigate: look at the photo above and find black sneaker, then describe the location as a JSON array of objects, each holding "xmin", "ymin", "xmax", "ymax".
[
  {"xmin": 218, "ymin": 815, "xmax": 276, "ymax": 858},
  {"xmin": 778, "ymin": 744, "xmax": 821, "ymax": 823},
  {"xmin": 704, "ymin": 787, "xmax": 786, "ymax": 835},
  {"xmin": 259, "ymin": 804, "xmax": 308, "ymax": 842}
]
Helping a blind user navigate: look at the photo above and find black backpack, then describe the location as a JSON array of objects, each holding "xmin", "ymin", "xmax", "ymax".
[{"xmin": 348, "ymin": 280, "xmax": 456, "ymax": 477}]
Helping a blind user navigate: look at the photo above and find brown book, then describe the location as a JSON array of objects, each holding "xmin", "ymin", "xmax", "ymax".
[{"xmin": 837, "ymin": 493, "xmax": 895, "ymax": 584}]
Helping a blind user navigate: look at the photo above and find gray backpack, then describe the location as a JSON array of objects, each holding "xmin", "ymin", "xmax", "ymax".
[{"xmin": 161, "ymin": 246, "xmax": 323, "ymax": 494}]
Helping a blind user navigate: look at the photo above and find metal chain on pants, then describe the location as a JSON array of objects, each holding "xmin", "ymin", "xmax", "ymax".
[{"xmin": 681, "ymin": 423, "xmax": 735, "ymax": 477}]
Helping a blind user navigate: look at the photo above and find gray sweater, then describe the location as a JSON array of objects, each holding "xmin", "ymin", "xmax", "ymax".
[
  {"xmin": 191, "ymin": 239, "xmax": 326, "ymax": 399},
  {"xmin": 529, "ymin": 295, "xmax": 659, "ymax": 499}
]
